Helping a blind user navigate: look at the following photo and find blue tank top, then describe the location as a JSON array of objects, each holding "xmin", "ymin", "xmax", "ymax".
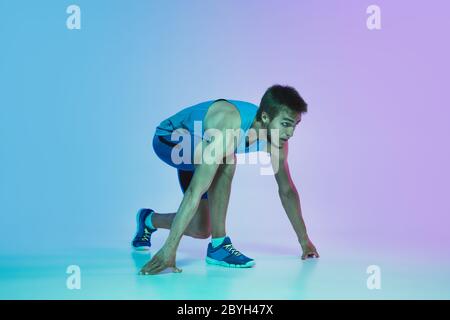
[{"xmin": 154, "ymin": 99, "xmax": 267, "ymax": 154}]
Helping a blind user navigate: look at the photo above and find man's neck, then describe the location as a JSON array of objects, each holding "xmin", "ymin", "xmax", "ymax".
[{"xmin": 247, "ymin": 118, "xmax": 265, "ymax": 145}]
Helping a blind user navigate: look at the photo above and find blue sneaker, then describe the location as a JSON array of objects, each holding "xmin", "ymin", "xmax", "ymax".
[
  {"xmin": 206, "ymin": 237, "xmax": 255, "ymax": 268},
  {"xmin": 132, "ymin": 208, "xmax": 157, "ymax": 250}
]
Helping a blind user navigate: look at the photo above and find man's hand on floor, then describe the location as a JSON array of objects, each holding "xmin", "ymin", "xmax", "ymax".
[
  {"xmin": 139, "ymin": 246, "xmax": 182, "ymax": 275},
  {"xmin": 300, "ymin": 238, "xmax": 320, "ymax": 260}
]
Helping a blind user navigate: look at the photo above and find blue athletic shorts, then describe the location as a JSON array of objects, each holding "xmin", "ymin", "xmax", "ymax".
[{"xmin": 152, "ymin": 133, "xmax": 208, "ymax": 199}]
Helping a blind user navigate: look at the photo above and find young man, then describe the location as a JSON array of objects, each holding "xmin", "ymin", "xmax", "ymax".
[{"xmin": 133, "ymin": 85, "xmax": 319, "ymax": 275}]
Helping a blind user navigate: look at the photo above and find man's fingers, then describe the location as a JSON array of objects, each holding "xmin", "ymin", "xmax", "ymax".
[
  {"xmin": 140, "ymin": 258, "xmax": 160, "ymax": 275},
  {"xmin": 148, "ymin": 257, "xmax": 162, "ymax": 268},
  {"xmin": 147, "ymin": 261, "xmax": 163, "ymax": 274},
  {"xmin": 139, "ymin": 259, "xmax": 180, "ymax": 275},
  {"xmin": 150, "ymin": 263, "xmax": 166, "ymax": 275},
  {"xmin": 140, "ymin": 266, "xmax": 153, "ymax": 275},
  {"xmin": 310, "ymin": 249, "xmax": 319, "ymax": 258},
  {"xmin": 302, "ymin": 250, "xmax": 319, "ymax": 260},
  {"xmin": 172, "ymin": 266, "xmax": 182, "ymax": 273},
  {"xmin": 139, "ymin": 265, "xmax": 150, "ymax": 275}
]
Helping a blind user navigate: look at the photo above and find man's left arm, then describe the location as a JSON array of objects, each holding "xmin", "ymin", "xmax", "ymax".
[{"xmin": 271, "ymin": 141, "xmax": 319, "ymax": 259}]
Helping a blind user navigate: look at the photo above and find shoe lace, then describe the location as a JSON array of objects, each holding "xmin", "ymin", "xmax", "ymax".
[
  {"xmin": 223, "ymin": 244, "xmax": 242, "ymax": 256},
  {"xmin": 141, "ymin": 228, "xmax": 151, "ymax": 241}
]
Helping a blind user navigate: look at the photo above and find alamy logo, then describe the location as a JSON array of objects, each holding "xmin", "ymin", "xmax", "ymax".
[
  {"xmin": 66, "ymin": 5, "xmax": 81, "ymax": 30},
  {"xmin": 366, "ymin": 5, "xmax": 381, "ymax": 30},
  {"xmin": 366, "ymin": 265, "xmax": 381, "ymax": 290},
  {"xmin": 167, "ymin": 121, "xmax": 280, "ymax": 175},
  {"xmin": 66, "ymin": 265, "xmax": 81, "ymax": 290}
]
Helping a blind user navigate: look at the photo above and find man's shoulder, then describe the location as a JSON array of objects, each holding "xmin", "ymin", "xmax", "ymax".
[
  {"xmin": 210, "ymin": 99, "xmax": 240, "ymax": 116},
  {"xmin": 204, "ymin": 99, "xmax": 241, "ymax": 129}
]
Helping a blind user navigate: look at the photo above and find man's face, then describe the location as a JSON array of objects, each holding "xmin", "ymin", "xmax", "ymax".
[{"xmin": 264, "ymin": 107, "xmax": 301, "ymax": 148}]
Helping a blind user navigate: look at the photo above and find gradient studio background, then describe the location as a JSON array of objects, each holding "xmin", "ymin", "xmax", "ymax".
[{"xmin": 1, "ymin": 0, "xmax": 449, "ymax": 298}]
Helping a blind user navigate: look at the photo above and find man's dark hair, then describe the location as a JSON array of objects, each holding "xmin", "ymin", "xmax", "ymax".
[{"xmin": 256, "ymin": 85, "xmax": 308, "ymax": 121}]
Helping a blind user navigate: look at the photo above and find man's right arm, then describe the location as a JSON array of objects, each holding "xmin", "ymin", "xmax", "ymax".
[{"xmin": 163, "ymin": 111, "xmax": 241, "ymax": 251}]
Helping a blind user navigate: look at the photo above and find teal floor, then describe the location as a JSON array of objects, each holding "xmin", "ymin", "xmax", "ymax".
[{"xmin": 1, "ymin": 243, "xmax": 449, "ymax": 299}]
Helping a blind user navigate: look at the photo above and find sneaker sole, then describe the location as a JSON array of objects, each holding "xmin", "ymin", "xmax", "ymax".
[
  {"xmin": 205, "ymin": 256, "xmax": 255, "ymax": 268},
  {"xmin": 131, "ymin": 209, "xmax": 152, "ymax": 251},
  {"xmin": 133, "ymin": 245, "xmax": 150, "ymax": 251}
]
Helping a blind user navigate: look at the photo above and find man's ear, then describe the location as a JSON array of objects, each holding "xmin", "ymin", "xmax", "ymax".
[{"xmin": 261, "ymin": 111, "xmax": 270, "ymax": 126}]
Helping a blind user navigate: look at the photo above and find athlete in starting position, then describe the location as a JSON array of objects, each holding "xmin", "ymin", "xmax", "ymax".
[{"xmin": 133, "ymin": 84, "xmax": 319, "ymax": 275}]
